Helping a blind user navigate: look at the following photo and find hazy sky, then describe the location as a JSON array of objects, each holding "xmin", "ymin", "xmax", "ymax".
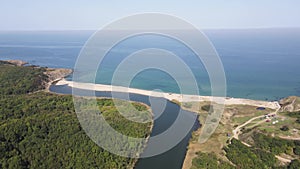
[{"xmin": 0, "ymin": 0, "xmax": 300, "ymax": 30}]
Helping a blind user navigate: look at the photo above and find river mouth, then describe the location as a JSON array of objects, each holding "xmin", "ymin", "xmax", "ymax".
[{"xmin": 49, "ymin": 84, "xmax": 200, "ymax": 169}]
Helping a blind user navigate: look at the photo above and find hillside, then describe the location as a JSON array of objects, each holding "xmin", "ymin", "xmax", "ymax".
[
  {"xmin": 0, "ymin": 61, "xmax": 152, "ymax": 169},
  {"xmin": 181, "ymin": 100, "xmax": 300, "ymax": 169},
  {"xmin": 280, "ymin": 96, "xmax": 300, "ymax": 112}
]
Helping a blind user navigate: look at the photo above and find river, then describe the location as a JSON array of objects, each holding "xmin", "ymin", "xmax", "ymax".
[{"xmin": 50, "ymin": 84, "xmax": 200, "ymax": 169}]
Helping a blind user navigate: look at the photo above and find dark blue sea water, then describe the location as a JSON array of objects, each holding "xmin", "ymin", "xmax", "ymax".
[{"xmin": 1, "ymin": 29, "xmax": 300, "ymax": 101}]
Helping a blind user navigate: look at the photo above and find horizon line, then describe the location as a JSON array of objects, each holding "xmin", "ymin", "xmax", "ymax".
[{"xmin": 0, "ymin": 27, "xmax": 300, "ymax": 32}]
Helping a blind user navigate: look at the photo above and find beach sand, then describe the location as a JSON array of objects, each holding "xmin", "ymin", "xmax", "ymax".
[{"xmin": 56, "ymin": 79, "xmax": 280, "ymax": 110}]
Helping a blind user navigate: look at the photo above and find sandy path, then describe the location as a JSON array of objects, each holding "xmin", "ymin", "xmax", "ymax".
[
  {"xmin": 275, "ymin": 155, "xmax": 292, "ymax": 163},
  {"xmin": 279, "ymin": 136, "xmax": 300, "ymax": 141}
]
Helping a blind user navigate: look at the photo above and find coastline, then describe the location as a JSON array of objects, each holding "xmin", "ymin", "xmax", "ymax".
[
  {"xmin": 4, "ymin": 59, "xmax": 295, "ymax": 168},
  {"xmin": 53, "ymin": 78, "xmax": 282, "ymax": 169},
  {"xmin": 2, "ymin": 59, "xmax": 281, "ymax": 110},
  {"xmin": 55, "ymin": 78, "xmax": 280, "ymax": 110},
  {"xmin": 44, "ymin": 68, "xmax": 73, "ymax": 91}
]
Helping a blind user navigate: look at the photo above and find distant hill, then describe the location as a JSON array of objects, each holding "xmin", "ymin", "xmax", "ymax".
[{"xmin": 280, "ymin": 96, "xmax": 300, "ymax": 112}]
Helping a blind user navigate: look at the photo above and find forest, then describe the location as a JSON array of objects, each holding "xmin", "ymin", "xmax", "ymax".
[
  {"xmin": 0, "ymin": 61, "xmax": 152, "ymax": 169},
  {"xmin": 0, "ymin": 62, "xmax": 48, "ymax": 95},
  {"xmin": 192, "ymin": 132, "xmax": 300, "ymax": 169}
]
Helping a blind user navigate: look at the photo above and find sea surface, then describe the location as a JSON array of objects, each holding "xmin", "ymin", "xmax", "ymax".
[{"xmin": 1, "ymin": 28, "xmax": 300, "ymax": 101}]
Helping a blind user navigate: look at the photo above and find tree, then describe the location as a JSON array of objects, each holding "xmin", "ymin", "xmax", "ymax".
[
  {"xmin": 288, "ymin": 159, "xmax": 300, "ymax": 169},
  {"xmin": 280, "ymin": 125, "xmax": 289, "ymax": 131}
]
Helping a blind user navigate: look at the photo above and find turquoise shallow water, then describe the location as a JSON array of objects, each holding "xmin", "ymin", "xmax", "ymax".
[
  {"xmin": 0, "ymin": 29, "xmax": 300, "ymax": 100},
  {"xmin": 4, "ymin": 29, "xmax": 299, "ymax": 169}
]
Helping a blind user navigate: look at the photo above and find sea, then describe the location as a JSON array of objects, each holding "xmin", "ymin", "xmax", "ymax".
[{"xmin": 0, "ymin": 28, "xmax": 300, "ymax": 101}]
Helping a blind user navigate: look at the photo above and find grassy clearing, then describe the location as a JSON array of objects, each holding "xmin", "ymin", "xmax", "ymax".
[
  {"xmin": 255, "ymin": 114, "xmax": 300, "ymax": 137},
  {"xmin": 228, "ymin": 105, "xmax": 273, "ymax": 125}
]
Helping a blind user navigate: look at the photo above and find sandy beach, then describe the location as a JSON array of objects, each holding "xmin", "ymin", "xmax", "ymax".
[{"xmin": 55, "ymin": 79, "xmax": 280, "ymax": 110}]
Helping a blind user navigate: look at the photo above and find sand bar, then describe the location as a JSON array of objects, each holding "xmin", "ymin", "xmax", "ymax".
[{"xmin": 56, "ymin": 79, "xmax": 280, "ymax": 110}]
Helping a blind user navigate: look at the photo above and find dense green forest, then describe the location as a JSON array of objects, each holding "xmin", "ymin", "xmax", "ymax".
[
  {"xmin": 0, "ymin": 62, "xmax": 48, "ymax": 95},
  {"xmin": 191, "ymin": 152, "xmax": 233, "ymax": 169},
  {"xmin": 252, "ymin": 132, "xmax": 297, "ymax": 155},
  {"xmin": 191, "ymin": 132, "xmax": 300, "ymax": 169},
  {"xmin": 225, "ymin": 137, "xmax": 300, "ymax": 169},
  {"xmin": 0, "ymin": 61, "xmax": 152, "ymax": 169},
  {"xmin": 224, "ymin": 138, "xmax": 276, "ymax": 168}
]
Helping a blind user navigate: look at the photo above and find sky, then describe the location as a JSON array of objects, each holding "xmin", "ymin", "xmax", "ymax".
[{"xmin": 0, "ymin": 0, "xmax": 300, "ymax": 30}]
